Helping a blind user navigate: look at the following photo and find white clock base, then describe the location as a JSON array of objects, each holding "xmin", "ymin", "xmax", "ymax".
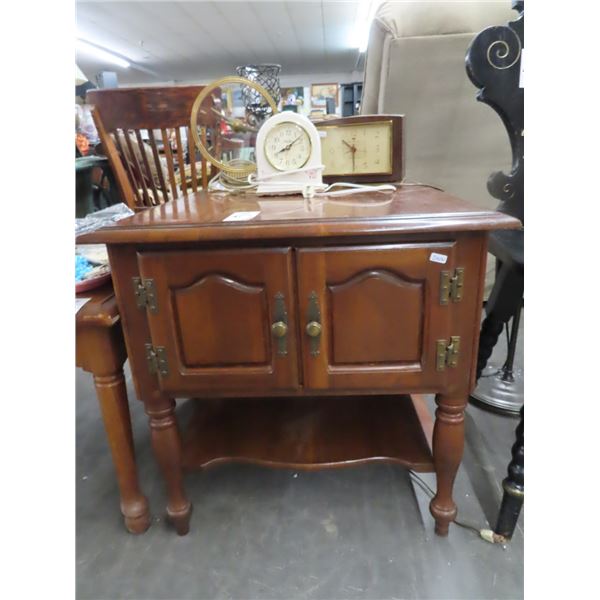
[{"xmin": 255, "ymin": 169, "xmax": 327, "ymax": 196}]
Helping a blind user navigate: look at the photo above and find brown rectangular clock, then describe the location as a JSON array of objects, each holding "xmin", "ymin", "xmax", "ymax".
[{"xmin": 315, "ymin": 114, "xmax": 404, "ymax": 184}]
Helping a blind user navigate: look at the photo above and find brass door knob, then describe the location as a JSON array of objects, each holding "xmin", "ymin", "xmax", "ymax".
[
  {"xmin": 305, "ymin": 321, "xmax": 322, "ymax": 337},
  {"xmin": 271, "ymin": 321, "xmax": 288, "ymax": 338}
]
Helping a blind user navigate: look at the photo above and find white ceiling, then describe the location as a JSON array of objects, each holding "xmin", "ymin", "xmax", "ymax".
[{"xmin": 76, "ymin": 1, "xmax": 365, "ymax": 85}]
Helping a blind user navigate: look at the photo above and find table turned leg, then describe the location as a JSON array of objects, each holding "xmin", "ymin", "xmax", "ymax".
[
  {"xmin": 77, "ymin": 319, "xmax": 151, "ymax": 535},
  {"xmin": 429, "ymin": 393, "xmax": 467, "ymax": 536},
  {"xmin": 94, "ymin": 370, "xmax": 151, "ymax": 534},
  {"xmin": 146, "ymin": 400, "xmax": 192, "ymax": 535}
]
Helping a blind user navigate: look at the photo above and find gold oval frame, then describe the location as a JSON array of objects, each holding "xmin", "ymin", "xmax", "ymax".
[{"xmin": 190, "ymin": 76, "xmax": 279, "ymax": 178}]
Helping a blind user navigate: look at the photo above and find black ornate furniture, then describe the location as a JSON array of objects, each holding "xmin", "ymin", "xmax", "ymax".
[{"xmin": 465, "ymin": 0, "xmax": 524, "ymax": 540}]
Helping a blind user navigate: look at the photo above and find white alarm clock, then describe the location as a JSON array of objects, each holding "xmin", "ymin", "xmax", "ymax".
[{"xmin": 255, "ymin": 112, "xmax": 324, "ymax": 195}]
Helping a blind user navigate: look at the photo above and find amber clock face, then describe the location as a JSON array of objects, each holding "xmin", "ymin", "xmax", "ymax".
[{"xmin": 319, "ymin": 120, "xmax": 393, "ymax": 176}]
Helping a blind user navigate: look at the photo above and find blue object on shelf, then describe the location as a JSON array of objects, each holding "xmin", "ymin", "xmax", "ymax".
[{"xmin": 76, "ymin": 255, "xmax": 93, "ymax": 282}]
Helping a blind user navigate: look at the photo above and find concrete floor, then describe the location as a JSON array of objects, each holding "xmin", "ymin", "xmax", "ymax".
[
  {"xmin": 76, "ymin": 339, "xmax": 523, "ymax": 599},
  {"xmin": 76, "ymin": 384, "xmax": 523, "ymax": 599}
]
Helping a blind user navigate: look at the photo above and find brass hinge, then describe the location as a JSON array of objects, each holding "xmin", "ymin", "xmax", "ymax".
[
  {"xmin": 436, "ymin": 336, "xmax": 461, "ymax": 371},
  {"xmin": 145, "ymin": 344, "xmax": 168, "ymax": 376},
  {"xmin": 133, "ymin": 277, "xmax": 158, "ymax": 313},
  {"xmin": 440, "ymin": 268, "xmax": 465, "ymax": 304}
]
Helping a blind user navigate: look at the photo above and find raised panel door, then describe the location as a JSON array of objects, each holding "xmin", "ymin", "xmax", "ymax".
[
  {"xmin": 297, "ymin": 244, "xmax": 457, "ymax": 391},
  {"xmin": 137, "ymin": 248, "xmax": 298, "ymax": 393}
]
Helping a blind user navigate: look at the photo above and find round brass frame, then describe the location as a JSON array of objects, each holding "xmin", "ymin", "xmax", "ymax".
[
  {"xmin": 264, "ymin": 122, "xmax": 312, "ymax": 172},
  {"xmin": 190, "ymin": 76, "xmax": 279, "ymax": 178}
]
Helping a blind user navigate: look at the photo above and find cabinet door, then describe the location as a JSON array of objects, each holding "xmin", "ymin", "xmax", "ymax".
[
  {"xmin": 297, "ymin": 244, "xmax": 457, "ymax": 391},
  {"xmin": 137, "ymin": 248, "xmax": 298, "ymax": 394}
]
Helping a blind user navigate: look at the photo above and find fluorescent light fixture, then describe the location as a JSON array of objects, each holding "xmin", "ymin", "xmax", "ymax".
[
  {"xmin": 76, "ymin": 39, "xmax": 130, "ymax": 69},
  {"xmin": 350, "ymin": 0, "xmax": 383, "ymax": 52}
]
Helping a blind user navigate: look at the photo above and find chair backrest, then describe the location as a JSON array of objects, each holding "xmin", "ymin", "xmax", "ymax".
[
  {"xmin": 87, "ymin": 86, "xmax": 208, "ymax": 209},
  {"xmin": 361, "ymin": 1, "xmax": 514, "ymax": 210}
]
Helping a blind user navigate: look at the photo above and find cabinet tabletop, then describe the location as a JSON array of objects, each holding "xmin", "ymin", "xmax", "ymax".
[{"xmin": 77, "ymin": 186, "xmax": 521, "ymax": 245}]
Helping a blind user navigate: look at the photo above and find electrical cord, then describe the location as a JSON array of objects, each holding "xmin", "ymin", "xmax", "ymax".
[
  {"xmin": 208, "ymin": 162, "xmax": 445, "ymax": 200},
  {"xmin": 408, "ymin": 470, "xmax": 508, "ymax": 544},
  {"xmin": 210, "ymin": 161, "xmax": 398, "ymax": 197},
  {"xmin": 307, "ymin": 181, "xmax": 397, "ymax": 200},
  {"xmin": 207, "ymin": 159, "xmax": 258, "ymax": 193},
  {"xmin": 399, "ymin": 181, "xmax": 445, "ymax": 192}
]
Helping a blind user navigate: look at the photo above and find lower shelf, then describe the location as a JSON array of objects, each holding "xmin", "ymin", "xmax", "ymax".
[{"xmin": 181, "ymin": 395, "xmax": 434, "ymax": 472}]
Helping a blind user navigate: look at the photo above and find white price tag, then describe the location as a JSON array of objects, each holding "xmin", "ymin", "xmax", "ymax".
[
  {"xmin": 429, "ymin": 252, "xmax": 448, "ymax": 264},
  {"xmin": 223, "ymin": 211, "xmax": 260, "ymax": 222}
]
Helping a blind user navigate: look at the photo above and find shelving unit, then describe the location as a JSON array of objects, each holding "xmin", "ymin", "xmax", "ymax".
[{"xmin": 341, "ymin": 82, "xmax": 363, "ymax": 116}]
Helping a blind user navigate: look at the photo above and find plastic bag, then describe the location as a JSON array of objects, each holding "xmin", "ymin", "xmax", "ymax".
[{"xmin": 75, "ymin": 203, "xmax": 134, "ymax": 236}]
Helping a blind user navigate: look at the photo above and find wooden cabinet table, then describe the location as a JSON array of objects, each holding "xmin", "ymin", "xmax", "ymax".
[{"xmin": 78, "ymin": 186, "xmax": 520, "ymax": 536}]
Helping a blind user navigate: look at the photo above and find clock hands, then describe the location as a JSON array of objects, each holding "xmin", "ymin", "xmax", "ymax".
[
  {"xmin": 276, "ymin": 135, "xmax": 302, "ymax": 154},
  {"xmin": 342, "ymin": 139, "xmax": 357, "ymax": 172}
]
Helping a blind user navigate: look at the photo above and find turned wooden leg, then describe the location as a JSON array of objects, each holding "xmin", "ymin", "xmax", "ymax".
[
  {"xmin": 94, "ymin": 370, "xmax": 151, "ymax": 534},
  {"xmin": 495, "ymin": 405, "xmax": 524, "ymax": 539},
  {"xmin": 146, "ymin": 400, "xmax": 192, "ymax": 535},
  {"xmin": 430, "ymin": 394, "xmax": 467, "ymax": 536},
  {"xmin": 78, "ymin": 319, "xmax": 151, "ymax": 535}
]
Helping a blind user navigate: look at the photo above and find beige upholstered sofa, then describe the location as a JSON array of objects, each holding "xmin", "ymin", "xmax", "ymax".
[{"xmin": 361, "ymin": 1, "xmax": 515, "ymax": 209}]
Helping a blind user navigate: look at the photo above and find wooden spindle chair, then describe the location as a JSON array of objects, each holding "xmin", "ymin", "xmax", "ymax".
[{"xmin": 87, "ymin": 86, "xmax": 210, "ymax": 210}]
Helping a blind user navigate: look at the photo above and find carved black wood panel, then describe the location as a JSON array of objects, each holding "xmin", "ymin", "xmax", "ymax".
[{"xmin": 466, "ymin": 1, "xmax": 524, "ymax": 223}]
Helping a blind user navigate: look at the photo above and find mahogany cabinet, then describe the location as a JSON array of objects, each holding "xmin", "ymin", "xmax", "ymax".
[{"xmin": 79, "ymin": 188, "xmax": 520, "ymax": 536}]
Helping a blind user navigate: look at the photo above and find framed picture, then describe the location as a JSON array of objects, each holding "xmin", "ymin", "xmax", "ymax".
[
  {"xmin": 311, "ymin": 83, "xmax": 339, "ymax": 109},
  {"xmin": 281, "ymin": 86, "xmax": 305, "ymax": 107}
]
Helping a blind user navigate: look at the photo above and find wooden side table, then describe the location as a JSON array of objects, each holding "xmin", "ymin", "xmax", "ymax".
[
  {"xmin": 78, "ymin": 188, "xmax": 521, "ymax": 536},
  {"xmin": 76, "ymin": 283, "xmax": 151, "ymax": 534}
]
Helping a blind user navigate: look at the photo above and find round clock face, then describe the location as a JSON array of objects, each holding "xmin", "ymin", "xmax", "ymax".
[{"xmin": 264, "ymin": 122, "xmax": 312, "ymax": 171}]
